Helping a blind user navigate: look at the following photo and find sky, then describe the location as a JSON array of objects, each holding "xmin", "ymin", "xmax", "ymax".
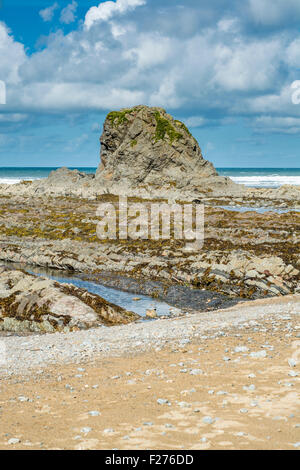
[{"xmin": 0, "ymin": 0, "xmax": 300, "ymax": 168}]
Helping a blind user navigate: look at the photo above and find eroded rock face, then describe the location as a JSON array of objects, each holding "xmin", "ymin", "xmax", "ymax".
[
  {"xmin": 0, "ymin": 267, "xmax": 139, "ymax": 333},
  {"xmin": 95, "ymin": 105, "xmax": 237, "ymax": 195}
]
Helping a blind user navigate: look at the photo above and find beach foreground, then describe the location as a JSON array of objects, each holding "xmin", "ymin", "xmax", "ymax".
[{"xmin": 0, "ymin": 295, "xmax": 299, "ymax": 450}]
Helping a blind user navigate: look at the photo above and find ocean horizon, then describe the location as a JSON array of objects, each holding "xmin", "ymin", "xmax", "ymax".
[{"xmin": 0, "ymin": 167, "xmax": 299, "ymax": 188}]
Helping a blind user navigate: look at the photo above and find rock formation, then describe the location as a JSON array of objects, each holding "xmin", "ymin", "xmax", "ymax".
[
  {"xmin": 95, "ymin": 105, "xmax": 237, "ymax": 196},
  {"xmin": 0, "ymin": 267, "xmax": 139, "ymax": 333},
  {"xmin": 0, "ymin": 105, "xmax": 299, "ymax": 202}
]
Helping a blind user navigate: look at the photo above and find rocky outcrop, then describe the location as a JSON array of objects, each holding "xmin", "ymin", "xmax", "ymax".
[
  {"xmin": 0, "ymin": 167, "xmax": 96, "ymax": 198},
  {"xmin": 95, "ymin": 105, "xmax": 238, "ymax": 196},
  {"xmin": 247, "ymin": 184, "xmax": 300, "ymax": 202},
  {"xmin": 0, "ymin": 106, "xmax": 299, "ymax": 203},
  {"xmin": 0, "ymin": 267, "xmax": 139, "ymax": 333}
]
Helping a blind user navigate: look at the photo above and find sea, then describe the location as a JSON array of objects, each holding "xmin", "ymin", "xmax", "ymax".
[{"xmin": 0, "ymin": 167, "xmax": 300, "ymax": 188}]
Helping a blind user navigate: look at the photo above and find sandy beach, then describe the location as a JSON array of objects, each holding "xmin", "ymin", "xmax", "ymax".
[{"xmin": 0, "ymin": 295, "xmax": 299, "ymax": 450}]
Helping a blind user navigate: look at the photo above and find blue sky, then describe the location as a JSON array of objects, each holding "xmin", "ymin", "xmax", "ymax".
[{"xmin": 0, "ymin": 0, "xmax": 300, "ymax": 168}]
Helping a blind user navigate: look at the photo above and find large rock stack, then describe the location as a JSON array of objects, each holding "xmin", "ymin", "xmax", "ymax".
[{"xmin": 95, "ymin": 105, "xmax": 237, "ymax": 196}]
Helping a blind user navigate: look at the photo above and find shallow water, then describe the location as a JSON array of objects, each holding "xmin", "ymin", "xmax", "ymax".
[
  {"xmin": 218, "ymin": 205, "xmax": 300, "ymax": 214},
  {"xmin": 8, "ymin": 263, "xmax": 182, "ymax": 319}
]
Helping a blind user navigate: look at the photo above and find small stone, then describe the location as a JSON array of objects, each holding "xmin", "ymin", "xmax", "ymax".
[
  {"xmin": 202, "ymin": 416, "xmax": 214, "ymax": 425},
  {"xmin": 180, "ymin": 339, "xmax": 190, "ymax": 346},
  {"xmin": 243, "ymin": 384, "xmax": 256, "ymax": 391},
  {"xmin": 81, "ymin": 427, "xmax": 92, "ymax": 434},
  {"xmin": 18, "ymin": 396, "xmax": 29, "ymax": 402},
  {"xmin": 157, "ymin": 398, "xmax": 169, "ymax": 405},
  {"xmin": 8, "ymin": 438, "xmax": 20, "ymax": 445},
  {"xmin": 178, "ymin": 401, "xmax": 191, "ymax": 408},
  {"xmin": 146, "ymin": 309, "xmax": 157, "ymax": 318},
  {"xmin": 288, "ymin": 358, "xmax": 297, "ymax": 368},
  {"xmin": 88, "ymin": 411, "xmax": 100, "ymax": 417},
  {"xmin": 190, "ymin": 369, "xmax": 203, "ymax": 375},
  {"xmin": 234, "ymin": 346, "xmax": 249, "ymax": 353},
  {"xmin": 288, "ymin": 371, "xmax": 298, "ymax": 377},
  {"xmin": 103, "ymin": 429, "xmax": 115, "ymax": 434},
  {"xmin": 250, "ymin": 351, "xmax": 267, "ymax": 358}
]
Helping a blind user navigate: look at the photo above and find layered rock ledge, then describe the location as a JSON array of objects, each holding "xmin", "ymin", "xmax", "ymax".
[{"xmin": 0, "ymin": 267, "xmax": 139, "ymax": 333}]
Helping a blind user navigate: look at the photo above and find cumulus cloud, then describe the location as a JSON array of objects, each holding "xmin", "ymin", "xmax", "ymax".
[
  {"xmin": 84, "ymin": 0, "xmax": 146, "ymax": 29},
  {"xmin": 0, "ymin": 22, "xmax": 26, "ymax": 85},
  {"xmin": 39, "ymin": 2, "xmax": 59, "ymax": 22},
  {"xmin": 60, "ymin": 1, "xmax": 78, "ymax": 25},
  {"xmin": 1, "ymin": 0, "xmax": 300, "ymax": 139},
  {"xmin": 213, "ymin": 38, "xmax": 283, "ymax": 92}
]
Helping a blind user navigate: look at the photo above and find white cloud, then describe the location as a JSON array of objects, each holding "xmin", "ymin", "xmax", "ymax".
[
  {"xmin": 286, "ymin": 38, "xmax": 300, "ymax": 67},
  {"xmin": 60, "ymin": 1, "xmax": 78, "ymax": 25},
  {"xmin": 0, "ymin": 113, "xmax": 28, "ymax": 122},
  {"xmin": 17, "ymin": 82, "xmax": 145, "ymax": 111},
  {"xmin": 213, "ymin": 39, "xmax": 283, "ymax": 91},
  {"xmin": 253, "ymin": 116, "xmax": 300, "ymax": 134},
  {"xmin": 247, "ymin": 84, "xmax": 300, "ymax": 115},
  {"xmin": 39, "ymin": 2, "xmax": 59, "ymax": 22},
  {"xmin": 184, "ymin": 116, "xmax": 206, "ymax": 128},
  {"xmin": 0, "ymin": 22, "xmax": 26, "ymax": 85},
  {"xmin": 84, "ymin": 0, "xmax": 146, "ymax": 29},
  {"xmin": 248, "ymin": 0, "xmax": 300, "ymax": 26},
  {"xmin": 217, "ymin": 18, "xmax": 240, "ymax": 34},
  {"xmin": 1, "ymin": 1, "xmax": 300, "ymax": 140},
  {"xmin": 124, "ymin": 34, "xmax": 173, "ymax": 69}
]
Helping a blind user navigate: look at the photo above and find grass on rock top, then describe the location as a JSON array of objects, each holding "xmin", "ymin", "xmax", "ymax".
[
  {"xmin": 154, "ymin": 111, "xmax": 183, "ymax": 144},
  {"xmin": 107, "ymin": 109, "xmax": 134, "ymax": 127},
  {"xmin": 106, "ymin": 108, "xmax": 184, "ymax": 145}
]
